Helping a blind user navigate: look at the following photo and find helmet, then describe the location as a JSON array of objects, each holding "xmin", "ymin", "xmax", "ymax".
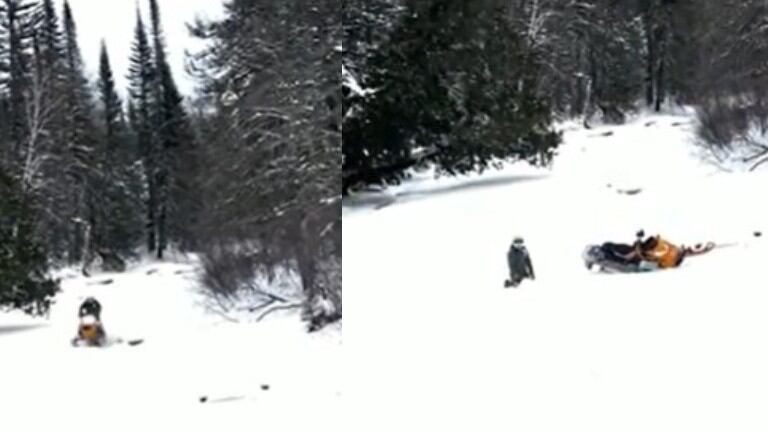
[
  {"xmin": 636, "ymin": 229, "xmax": 645, "ymax": 239},
  {"xmin": 513, "ymin": 237, "xmax": 524, "ymax": 245}
]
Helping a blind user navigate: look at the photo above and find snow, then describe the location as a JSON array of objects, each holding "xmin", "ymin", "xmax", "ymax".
[
  {"xmin": 344, "ymin": 112, "xmax": 768, "ymax": 431},
  {"xmin": 0, "ymin": 258, "xmax": 341, "ymax": 432}
]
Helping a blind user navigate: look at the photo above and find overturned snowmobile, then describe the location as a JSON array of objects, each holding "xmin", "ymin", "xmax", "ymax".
[
  {"xmin": 583, "ymin": 240, "xmax": 716, "ymax": 274},
  {"xmin": 582, "ymin": 245, "xmax": 653, "ymax": 273}
]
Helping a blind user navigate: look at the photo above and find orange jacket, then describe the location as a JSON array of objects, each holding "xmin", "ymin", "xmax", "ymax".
[{"xmin": 641, "ymin": 236, "xmax": 683, "ymax": 268}]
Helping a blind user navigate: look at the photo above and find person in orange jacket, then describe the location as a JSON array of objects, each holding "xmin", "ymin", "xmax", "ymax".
[
  {"xmin": 634, "ymin": 234, "xmax": 683, "ymax": 269},
  {"xmin": 634, "ymin": 231, "xmax": 715, "ymax": 270}
]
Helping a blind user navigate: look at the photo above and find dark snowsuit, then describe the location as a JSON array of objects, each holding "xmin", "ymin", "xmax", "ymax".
[
  {"xmin": 600, "ymin": 236, "xmax": 659, "ymax": 266},
  {"xmin": 600, "ymin": 242, "xmax": 641, "ymax": 265},
  {"xmin": 506, "ymin": 243, "xmax": 535, "ymax": 288}
]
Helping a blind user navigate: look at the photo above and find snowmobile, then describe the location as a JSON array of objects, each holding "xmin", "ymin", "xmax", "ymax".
[
  {"xmin": 71, "ymin": 314, "xmax": 107, "ymax": 347},
  {"xmin": 70, "ymin": 297, "xmax": 144, "ymax": 348},
  {"xmin": 583, "ymin": 241, "xmax": 716, "ymax": 273},
  {"xmin": 582, "ymin": 245, "xmax": 652, "ymax": 273}
]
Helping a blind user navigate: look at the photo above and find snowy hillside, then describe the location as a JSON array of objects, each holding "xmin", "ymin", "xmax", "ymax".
[
  {"xmin": 0, "ymin": 259, "xmax": 341, "ymax": 432},
  {"xmin": 344, "ymin": 112, "xmax": 768, "ymax": 431}
]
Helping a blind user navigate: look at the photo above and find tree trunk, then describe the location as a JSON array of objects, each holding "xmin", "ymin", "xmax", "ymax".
[
  {"xmin": 70, "ymin": 187, "xmax": 86, "ymax": 264},
  {"xmin": 157, "ymin": 199, "xmax": 166, "ymax": 259},
  {"xmin": 573, "ymin": 46, "xmax": 587, "ymax": 118},
  {"xmin": 655, "ymin": 47, "xmax": 665, "ymax": 112},
  {"xmin": 645, "ymin": 24, "xmax": 656, "ymax": 108},
  {"xmin": 80, "ymin": 219, "xmax": 92, "ymax": 276},
  {"xmin": 146, "ymin": 175, "xmax": 156, "ymax": 253},
  {"xmin": 654, "ymin": 12, "xmax": 669, "ymax": 112}
]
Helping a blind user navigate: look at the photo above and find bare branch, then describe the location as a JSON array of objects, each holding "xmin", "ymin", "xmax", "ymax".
[{"xmin": 256, "ymin": 303, "xmax": 302, "ymax": 322}]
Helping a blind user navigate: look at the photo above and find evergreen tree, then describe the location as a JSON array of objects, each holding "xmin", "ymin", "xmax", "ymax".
[
  {"xmin": 97, "ymin": 41, "xmax": 123, "ymax": 148},
  {"xmin": 342, "ymin": 0, "xmax": 401, "ymax": 80},
  {"xmin": 0, "ymin": 171, "xmax": 58, "ymax": 316},
  {"xmin": 342, "ymin": 0, "xmax": 402, "ymax": 138},
  {"xmin": 0, "ymin": 2, "xmax": 59, "ymax": 315},
  {"xmin": 31, "ymin": 0, "xmax": 65, "ymax": 144},
  {"xmin": 342, "ymin": 0, "xmax": 560, "ymax": 192},
  {"xmin": 28, "ymin": 0, "xmax": 69, "ymax": 258},
  {"xmin": 0, "ymin": 0, "xmax": 35, "ymax": 160},
  {"xmin": 2, "ymin": 0, "xmax": 72, "ymax": 261},
  {"xmin": 577, "ymin": 2, "xmax": 645, "ymax": 121},
  {"xmin": 148, "ymin": 0, "xmax": 194, "ymax": 258},
  {"xmin": 94, "ymin": 40, "xmax": 143, "ymax": 262},
  {"xmin": 62, "ymin": 0, "xmax": 94, "ymax": 150},
  {"xmin": 127, "ymin": 7, "xmax": 157, "ymax": 255},
  {"xmin": 34, "ymin": 0, "xmax": 62, "ymax": 71},
  {"xmin": 59, "ymin": 0, "xmax": 98, "ymax": 264},
  {"xmin": 190, "ymin": 0, "xmax": 341, "ymax": 329}
]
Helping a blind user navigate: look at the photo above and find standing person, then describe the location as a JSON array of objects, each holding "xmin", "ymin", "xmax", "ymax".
[{"xmin": 505, "ymin": 237, "xmax": 535, "ymax": 288}]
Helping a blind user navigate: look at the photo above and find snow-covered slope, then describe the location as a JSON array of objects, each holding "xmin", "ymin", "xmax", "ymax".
[
  {"xmin": 0, "ymin": 259, "xmax": 341, "ymax": 432},
  {"xmin": 344, "ymin": 113, "xmax": 768, "ymax": 431}
]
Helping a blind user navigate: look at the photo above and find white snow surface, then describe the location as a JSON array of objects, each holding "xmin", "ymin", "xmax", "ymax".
[
  {"xmin": 0, "ymin": 258, "xmax": 341, "ymax": 432},
  {"xmin": 344, "ymin": 113, "xmax": 768, "ymax": 431}
]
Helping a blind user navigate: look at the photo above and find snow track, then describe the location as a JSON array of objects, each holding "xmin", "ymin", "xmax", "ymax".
[
  {"xmin": 344, "ymin": 113, "xmax": 768, "ymax": 431},
  {"xmin": 1, "ymin": 260, "xmax": 341, "ymax": 432}
]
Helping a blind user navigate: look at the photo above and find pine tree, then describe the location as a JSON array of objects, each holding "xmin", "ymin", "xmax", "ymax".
[
  {"xmin": 31, "ymin": 0, "xmax": 65, "ymax": 145},
  {"xmin": 98, "ymin": 41, "xmax": 123, "ymax": 148},
  {"xmin": 0, "ymin": 171, "xmax": 58, "ymax": 316},
  {"xmin": 93, "ymin": 40, "xmax": 143, "ymax": 263},
  {"xmin": 342, "ymin": 0, "xmax": 401, "ymax": 79},
  {"xmin": 1, "ymin": 0, "xmax": 67, "ymax": 260},
  {"xmin": 127, "ymin": 7, "xmax": 157, "ymax": 255},
  {"xmin": 0, "ymin": 2, "xmax": 59, "ymax": 315},
  {"xmin": 34, "ymin": 0, "xmax": 62, "ymax": 71},
  {"xmin": 59, "ymin": 0, "xmax": 98, "ymax": 264},
  {"xmin": 343, "ymin": 0, "xmax": 560, "ymax": 192},
  {"xmin": 62, "ymin": 1, "xmax": 93, "ymax": 141},
  {"xmin": 148, "ymin": 0, "xmax": 193, "ymax": 258},
  {"xmin": 0, "ymin": 0, "xmax": 36, "ymax": 159}
]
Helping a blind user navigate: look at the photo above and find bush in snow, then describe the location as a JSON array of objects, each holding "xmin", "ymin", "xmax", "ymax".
[
  {"xmin": 696, "ymin": 95, "xmax": 768, "ymax": 171},
  {"xmin": 199, "ymin": 237, "xmax": 340, "ymax": 330}
]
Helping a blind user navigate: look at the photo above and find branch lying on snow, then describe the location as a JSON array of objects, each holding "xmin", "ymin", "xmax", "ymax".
[
  {"xmin": 742, "ymin": 144, "xmax": 768, "ymax": 163},
  {"xmin": 256, "ymin": 303, "xmax": 303, "ymax": 322},
  {"xmin": 238, "ymin": 296, "xmax": 283, "ymax": 313},
  {"xmin": 202, "ymin": 294, "xmax": 241, "ymax": 323},
  {"xmin": 237, "ymin": 299, "xmax": 276, "ymax": 313},
  {"xmin": 743, "ymin": 141, "xmax": 768, "ymax": 171},
  {"xmin": 234, "ymin": 288, "xmax": 298, "ymax": 313},
  {"xmin": 209, "ymin": 305, "xmax": 241, "ymax": 323},
  {"xmin": 343, "ymin": 147, "xmax": 441, "ymax": 194},
  {"xmin": 252, "ymin": 290, "xmax": 289, "ymax": 304},
  {"xmin": 750, "ymin": 155, "xmax": 768, "ymax": 171}
]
